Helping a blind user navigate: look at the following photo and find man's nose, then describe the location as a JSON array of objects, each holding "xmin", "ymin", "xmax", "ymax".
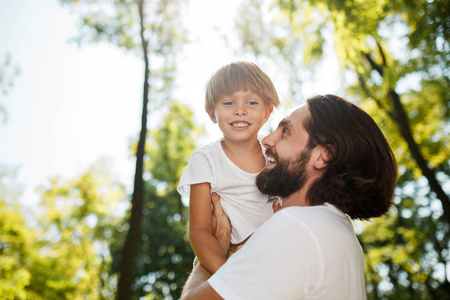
[{"xmin": 262, "ymin": 131, "xmax": 276, "ymax": 148}]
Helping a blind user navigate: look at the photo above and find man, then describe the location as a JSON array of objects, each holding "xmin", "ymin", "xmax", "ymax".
[{"xmin": 181, "ymin": 94, "xmax": 398, "ymax": 300}]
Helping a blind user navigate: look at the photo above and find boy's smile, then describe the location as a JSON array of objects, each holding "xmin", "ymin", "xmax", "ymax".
[{"xmin": 230, "ymin": 121, "xmax": 250, "ymax": 129}]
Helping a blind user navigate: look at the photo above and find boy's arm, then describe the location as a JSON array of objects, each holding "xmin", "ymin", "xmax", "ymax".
[{"xmin": 189, "ymin": 183, "xmax": 228, "ymax": 273}]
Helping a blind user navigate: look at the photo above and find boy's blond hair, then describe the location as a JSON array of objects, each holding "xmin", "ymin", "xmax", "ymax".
[{"xmin": 205, "ymin": 61, "xmax": 281, "ymax": 113}]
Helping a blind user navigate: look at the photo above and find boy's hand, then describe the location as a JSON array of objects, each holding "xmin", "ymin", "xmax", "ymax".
[{"xmin": 211, "ymin": 193, "xmax": 231, "ymax": 256}]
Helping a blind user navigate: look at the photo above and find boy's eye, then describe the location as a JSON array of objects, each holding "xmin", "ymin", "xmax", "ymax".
[
  {"xmin": 248, "ymin": 100, "xmax": 258, "ymax": 105},
  {"xmin": 223, "ymin": 101, "xmax": 233, "ymax": 105}
]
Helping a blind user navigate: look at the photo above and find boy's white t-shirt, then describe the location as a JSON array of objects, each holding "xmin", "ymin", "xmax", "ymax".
[
  {"xmin": 177, "ymin": 137, "xmax": 273, "ymax": 244},
  {"xmin": 208, "ymin": 204, "xmax": 367, "ymax": 300}
]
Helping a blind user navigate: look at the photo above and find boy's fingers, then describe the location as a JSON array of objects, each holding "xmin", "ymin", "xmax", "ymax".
[{"xmin": 211, "ymin": 193, "xmax": 225, "ymax": 214}]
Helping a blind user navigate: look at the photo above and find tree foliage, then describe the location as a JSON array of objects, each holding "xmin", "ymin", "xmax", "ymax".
[
  {"xmin": 0, "ymin": 201, "xmax": 33, "ymax": 300},
  {"xmin": 60, "ymin": 0, "xmax": 187, "ymax": 109},
  {"xmin": 235, "ymin": 0, "xmax": 449, "ymax": 298},
  {"xmin": 0, "ymin": 168, "xmax": 33, "ymax": 300},
  {"xmin": 1, "ymin": 100, "xmax": 202, "ymax": 299},
  {"xmin": 0, "ymin": 54, "xmax": 20, "ymax": 97},
  {"xmin": 0, "ymin": 53, "xmax": 20, "ymax": 123},
  {"xmin": 32, "ymin": 161, "xmax": 126, "ymax": 299},
  {"xmin": 111, "ymin": 101, "xmax": 203, "ymax": 299},
  {"xmin": 0, "ymin": 162, "xmax": 126, "ymax": 299}
]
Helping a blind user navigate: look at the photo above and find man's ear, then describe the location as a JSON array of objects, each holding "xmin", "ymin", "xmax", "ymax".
[
  {"xmin": 264, "ymin": 105, "xmax": 274, "ymax": 123},
  {"xmin": 313, "ymin": 146, "xmax": 331, "ymax": 170},
  {"xmin": 206, "ymin": 109, "xmax": 217, "ymax": 123}
]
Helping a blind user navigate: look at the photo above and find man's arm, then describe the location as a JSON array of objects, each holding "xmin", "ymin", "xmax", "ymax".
[
  {"xmin": 181, "ymin": 264, "xmax": 222, "ymax": 300},
  {"xmin": 181, "ymin": 193, "xmax": 230, "ymax": 299}
]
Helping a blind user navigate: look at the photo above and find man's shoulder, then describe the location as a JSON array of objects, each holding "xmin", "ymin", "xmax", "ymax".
[
  {"xmin": 274, "ymin": 205, "xmax": 352, "ymax": 235},
  {"xmin": 279, "ymin": 204, "xmax": 345, "ymax": 220}
]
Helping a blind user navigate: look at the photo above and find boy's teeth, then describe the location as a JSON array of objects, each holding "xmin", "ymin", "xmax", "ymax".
[{"xmin": 232, "ymin": 122, "xmax": 249, "ymax": 127}]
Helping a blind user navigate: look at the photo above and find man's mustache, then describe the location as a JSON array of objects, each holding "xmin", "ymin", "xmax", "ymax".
[{"xmin": 265, "ymin": 148, "xmax": 279, "ymax": 163}]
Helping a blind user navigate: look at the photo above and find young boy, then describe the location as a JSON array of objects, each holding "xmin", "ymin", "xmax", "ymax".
[{"xmin": 177, "ymin": 61, "xmax": 281, "ymax": 274}]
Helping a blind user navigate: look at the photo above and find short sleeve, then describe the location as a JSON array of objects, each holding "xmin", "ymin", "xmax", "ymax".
[{"xmin": 177, "ymin": 150, "xmax": 215, "ymax": 197}]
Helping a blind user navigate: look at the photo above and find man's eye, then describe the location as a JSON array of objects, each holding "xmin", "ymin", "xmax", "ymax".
[{"xmin": 282, "ymin": 128, "xmax": 289, "ymax": 135}]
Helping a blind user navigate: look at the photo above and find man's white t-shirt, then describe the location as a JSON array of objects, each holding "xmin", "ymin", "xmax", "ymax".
[
  {"xmin": 208, "ymin": 204, "xmax": 367, "ymax": 300},
  {"xmin": 177, "ymin": 138, "xmax": 273, "ymax": 244}
]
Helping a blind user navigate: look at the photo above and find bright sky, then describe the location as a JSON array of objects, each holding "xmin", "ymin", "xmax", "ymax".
[{"xmin": 0, "ymin": 0, "xmax": 340, "ymax": 206}]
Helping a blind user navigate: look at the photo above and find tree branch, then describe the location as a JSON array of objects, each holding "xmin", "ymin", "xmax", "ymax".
[
  {"xmin": 362, "ymin": 48, "xmax": 450, "ymax": 224},
  {"xmin": 364, "ymin": 53, "xmax": 384, "ymax": 76},
  {"xmin": 376, "ymin": 41, "xmax": 387, "ymax": 67},
  {"xmin": 357, "ymin": 74, "xmax": 396, "ymax": 121},
  {"xmin": 388, "ymin": 88, "xmax": 450, "ymax": 223}
]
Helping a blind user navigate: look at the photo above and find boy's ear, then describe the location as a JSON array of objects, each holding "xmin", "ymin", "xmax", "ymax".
[
  {"xmin": 313, "ymin": 145, "xmax": 331, "ymax": 170},
  {"xmin": 206, "ymin": 109, "xmax": 217, "ymax": 123},
  {"xmin": 264, "ymin": 105, "xmax": 274, "ymax": 123}
]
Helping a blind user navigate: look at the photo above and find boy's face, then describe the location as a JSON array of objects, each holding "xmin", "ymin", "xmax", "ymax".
[{"xmin": 207, "ymin": 89, "xmax": 273, "ymax": 144}]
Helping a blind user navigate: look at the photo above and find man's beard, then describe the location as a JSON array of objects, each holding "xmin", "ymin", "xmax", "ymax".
[{"xmin": 256, "ymin": 147, "xmax": 312, "ymax": 200}]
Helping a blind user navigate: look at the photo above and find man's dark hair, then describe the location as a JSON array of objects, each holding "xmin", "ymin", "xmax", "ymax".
[{"xmin": 304, "ymin": 94, "xmax": 398, "ymax": 219}]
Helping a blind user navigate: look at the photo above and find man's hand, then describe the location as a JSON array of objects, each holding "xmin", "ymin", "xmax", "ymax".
[{"xmin": 211, "ymin": 193, "xmax": 231, "ymax": 256}]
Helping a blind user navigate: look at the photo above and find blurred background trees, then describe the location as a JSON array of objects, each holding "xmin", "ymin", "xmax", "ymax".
[
  {"xmin": 1, "ymin": 162, "xmax": 126, "ymax": 299},
  {"xmin": 125, "ymin": 101, "xmax": 203, "ymax": 299},
  {"xmin": 58, "ymin": 0, "xmax": 188, "ymax": 298},
  {"xmin": 0, "ymin": 0, "xmax": 448, "ymax": 299},
  {"xmin": 0, "ymin": 53, "xmax": 20, "ymax": 123},
  {"xmin": 0, "ymin": 101, "xmax": 201, "ymax": 299}
]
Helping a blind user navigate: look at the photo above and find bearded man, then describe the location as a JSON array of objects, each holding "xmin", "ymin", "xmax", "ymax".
[{"xmin": 181, "ymin": 94, "xmax": 398, "ymax": 300}]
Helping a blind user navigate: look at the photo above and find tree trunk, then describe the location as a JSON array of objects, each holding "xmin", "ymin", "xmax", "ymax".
[{"xmin": 117, "ymin": 0, "xmax": 150, "ymax": 299}]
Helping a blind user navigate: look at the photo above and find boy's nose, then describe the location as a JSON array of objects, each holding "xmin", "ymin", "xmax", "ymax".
[{"xmin": 234, "ymin": 103, "xmax": 247, "ymax": 116}]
